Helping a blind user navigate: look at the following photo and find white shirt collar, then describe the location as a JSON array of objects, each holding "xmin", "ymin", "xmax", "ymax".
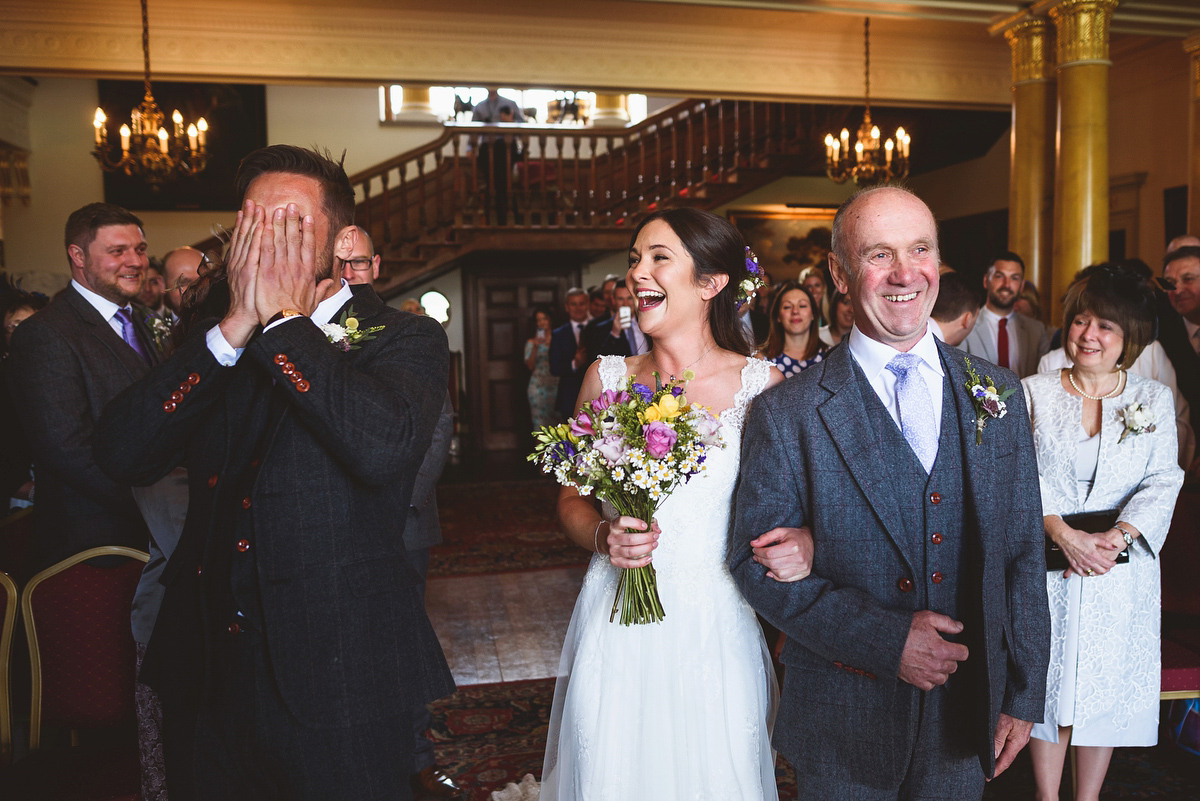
[
  {"xmin": 312, "ymin": 280, "xmax": 355, "ymax": 326},
  {"xmin": 930, "ymin": 320, "xmax": 945, "ymax": 342},
  {"xmin": 71, "ymin": 278, "xmax": 127, "ymax": 322},
  {"xmin": 847, "ymin": 319, "xmax": 945, "ymax": 382},
  {"xmin": 980, "ymin": 305, "xmax": 1014, "ymax": 324}
]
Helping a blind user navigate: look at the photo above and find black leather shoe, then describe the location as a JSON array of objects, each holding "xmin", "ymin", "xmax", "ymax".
[{"xmin": 410, "ymin": 765, "xmax": 464, "ymax": 799}]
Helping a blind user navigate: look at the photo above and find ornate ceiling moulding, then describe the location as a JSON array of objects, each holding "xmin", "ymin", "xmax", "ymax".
[{"xmin": 0, "ymin": 0, "xmax": 1011, "ymax": 106}]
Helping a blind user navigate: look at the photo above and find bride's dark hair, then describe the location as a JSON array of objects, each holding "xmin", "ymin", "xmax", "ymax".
[{"xmin": 628, "ymin": 208, "xmax": 753, "ymax": 356}]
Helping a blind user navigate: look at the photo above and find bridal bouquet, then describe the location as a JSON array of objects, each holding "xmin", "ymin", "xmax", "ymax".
[{"xmin": 528, "ymin": 373, "xmax": 724, "ymax": 625}]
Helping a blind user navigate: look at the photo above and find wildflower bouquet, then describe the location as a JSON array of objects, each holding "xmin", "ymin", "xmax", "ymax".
[{"xmin": 528, "ymin": 372, "xmax": 723, "ymax": 625}]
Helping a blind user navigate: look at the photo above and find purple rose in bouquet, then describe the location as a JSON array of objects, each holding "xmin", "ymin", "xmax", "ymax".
[{"xmin": 643, "ymin": 421, "xmax": 678, "ymax": 459}]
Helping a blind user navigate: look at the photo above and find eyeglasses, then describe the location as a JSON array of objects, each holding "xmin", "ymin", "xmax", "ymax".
[{"xmin": 342, "ymin": 257, "xmax": 374, "ymax": 272}]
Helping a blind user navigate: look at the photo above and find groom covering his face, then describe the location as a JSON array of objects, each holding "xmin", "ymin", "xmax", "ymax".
[
  {"xmin": 95, "ymin": 144, "xmax": 454, "ymax": 800},
  {"xmin": 731, "ymin": 186, "xmax": 1049, "ymax": 800}
]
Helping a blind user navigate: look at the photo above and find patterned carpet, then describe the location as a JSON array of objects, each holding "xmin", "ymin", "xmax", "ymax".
[
  {"xmin": 429, "ymin": 678, "xmax": 1200, "ymax": 801},
  {"xmin": 430, "ymin": 480, "xmax": 589, "ymax": 578}
]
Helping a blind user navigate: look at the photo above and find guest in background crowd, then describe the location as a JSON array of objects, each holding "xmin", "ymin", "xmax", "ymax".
[
  {"xmin": 340, "ymin": 223, "xmax": 460, "ymax": 798},
  {"xmin": 549, "ymin": 287, "xmax": 593, "ymax": 421},
  {"xmin": 587, "ymin": 283, "xmax": 648, "ymax": 359},
  {"xmin": 964, "ymin": 251, "xmax": 1049, "ymax": 378},
  {"xmin": 1014, "ymin": 280, "xmax": 1042, "ymax": 320},
  {"xmin": 797, "ymin": 264, "xmax": 829, "ymax": 327},
  {"xmin": 137, "ymin": 261, "xmax": 177, "ymax": 356},
  {"xmin": 817, "ymin": 288, "xmax": 854, "ymax": 347},
  {"xmin": 759, "ymin": 279, "xmax": 826, "ymax": 377},
  {"xmin": 1161, "ymin": 245, "xmax": 1200, "ymax": 475},
  {"xmin": 929, "ymin": 270, "xmax": 982, "ymax": 347},
  {"xmin": 162, "ymin": 246, "xmax": 204, "ymax": 320},
  {"xmin": 2, "ymin": 276, "xmax": 46, "ymax": 512},
  {"xmin": 138, "ymin": 260, "xmax": 169, "ymax": 316},
  {"xmin": 1022, "ymin": 264, "xmax": 1183, "ymax": 801},
  {"xmin": 737, "ymin": 285, "xmax": 769, "ymax": 351},
  {"xmin": 472, "ymin": 88, "xmax": 525, "ymax": 226},
  {"xmin": 586, "ymin": 286, "xmax": 608, "ymax": 322},
  {"xmin": 525, "ymin": 306, "xmax": 559, "ymax": 430},
  {"xmin": 600, "ymin": 273, "xmax": 620, "ymax": 315},
  {"xmin": 5, "ymin": 202, "xmax": 159, "ymax": 572}
]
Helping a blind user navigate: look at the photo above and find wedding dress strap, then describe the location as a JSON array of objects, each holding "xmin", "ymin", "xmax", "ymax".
[
  {"xmin": 597, "ymin": 354, "xmax": 627, "ymax": 392},
  {"xmin": 724, "ymin": 357, "xmax": 773, "ymax": 432}
]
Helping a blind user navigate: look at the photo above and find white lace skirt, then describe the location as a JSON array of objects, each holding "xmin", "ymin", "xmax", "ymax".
[{"xmin": 539, "ymin": 553, "xmax": 779, "ymax": 801}]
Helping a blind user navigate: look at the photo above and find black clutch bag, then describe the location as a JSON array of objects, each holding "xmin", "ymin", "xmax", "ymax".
[{"xmin": 1045, "ymin": 509, "xmax": 1129, "ymax": 572}]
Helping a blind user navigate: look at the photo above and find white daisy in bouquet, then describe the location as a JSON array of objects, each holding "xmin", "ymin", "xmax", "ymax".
[{"xmin": 528, "ymin": 371, "xmax": 724, "ymax": 625}]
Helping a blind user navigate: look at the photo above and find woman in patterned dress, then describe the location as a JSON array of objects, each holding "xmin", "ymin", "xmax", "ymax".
[
  {"xmin": 525, "ymin": 307, "xmax": 559, "ymax": 428},
  {"xmin": 760, "ymin": 280, "xmax": 827, "ymax": 378},
  {"xmin": 1022, "ymin": 264, "xmax": 1183, "ymax": 801}
]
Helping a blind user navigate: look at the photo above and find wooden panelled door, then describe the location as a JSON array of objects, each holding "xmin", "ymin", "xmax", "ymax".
[{"xmin": 467, "ymin": 263, "xmax": 573, "ymax": 451}]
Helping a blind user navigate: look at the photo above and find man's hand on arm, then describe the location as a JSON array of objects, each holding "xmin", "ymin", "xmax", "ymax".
[
  {"xmin": 897, "ymin": 610, "xmax": 969, "ymax": 690},
  {"xmin": 752, "ymin": 526, "xmax": 813, "ymax": 582},
  {"xmin": 218, "ymin": 200, "xmax": 264, "ymax": 349},
  {"xmin": 990, "ymin": 713, "xmax": 1033, "ymax": 779}
]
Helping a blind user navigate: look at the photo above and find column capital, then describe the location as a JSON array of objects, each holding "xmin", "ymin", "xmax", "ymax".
[
  {"xmin": 1003, "ymin": 18, "xmax": 1054, "ymax": 85},
  {"xmin": 1037, "ymin": 0, "xmax": 1118, "ymax": 68}
]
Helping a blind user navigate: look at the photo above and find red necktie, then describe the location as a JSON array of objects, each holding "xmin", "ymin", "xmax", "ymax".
[{"xmin": 997, "ymin": 317, "xmax": 1009, "ymax": 370}]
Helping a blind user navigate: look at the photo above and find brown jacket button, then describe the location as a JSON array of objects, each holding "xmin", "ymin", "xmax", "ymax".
[
  {"xmin": 897, "ymin": 578, "xmax": 913, "ymax": 593},
  {"xmin": 236, "ymin": 539, "xmax": 250, "ymax": 553},
  {"xmin": 196, "ymin": 564, "xmax": 203, "ymax": 575},
  {"xmin": 930, "ymin": 492, "xmax": 942, "ymax": 505},
  {"xmin": 162, "ymin": 401, "xmax": 177, "ymax": 413},
  {"xmin": 289, "ymin": 372, "xmax": 303, "ymax": 383},
  {"xmin": 283, "ymin": 362, "xmax": 295, "ymax": 373},
  {"xmin": 295, "ymin": 379, "xmax": 311, "ymax": 393},
  {"xmin": 931, "ymin": 532, "xmax": 943, "ymax": 545},
  {"xmin": 178, "ymin": 383, "xmax": 191, "ymax": 394},
  {"xmin": 207, "ymin": 474, "xmax": 218, "ymax": 488},
  {"xmin": 241, "ymin": 496, "xmax": 252, "ymax": 509},
  {"xmin": 931, "ymin": 572, "xmax": 943, "ymax": 584},
  {"xmin": 274, "ymin": 354, "xmax": 288, "ymax": 365},
  {"xmin": 187, "ymin": 372, "xmax": 201, "ymax": 385},
  {"xmin": 170, "ymin": 391, "xmax": 185, "ymax": 403},
  {"xmin": 228, "ymin": 622, "xmax": 241, "ymax": 634}
]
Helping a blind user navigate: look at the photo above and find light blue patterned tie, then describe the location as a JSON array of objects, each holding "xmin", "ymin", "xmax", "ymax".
[{"xmin": 886, "ymin": 352, "xmax": 936, "ymax": 473}]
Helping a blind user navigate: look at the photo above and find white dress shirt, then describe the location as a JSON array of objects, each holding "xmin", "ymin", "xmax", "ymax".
[
  {"xmin": 207, "ymin": 280, "xmax": 355, "ymax": 367},
  {"xmin": 976, "ymin": 306, "xmax": 1020, "ymax": 371},
  {"xmin": 847, "ymin": 321, "xmax": 945, "ymax": 448},
  {"xmin": 71, "ymin": 278, "xmax": 131, "ymax": 340},
  {"xmin": 626, "ymin": 317, "xmax": 648, "ymax": 355}
]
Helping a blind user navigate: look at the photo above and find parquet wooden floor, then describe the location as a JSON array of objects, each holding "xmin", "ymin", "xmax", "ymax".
[{"xmin": 426, "ymin": 567, "xmax": 586, "ymax": 685}]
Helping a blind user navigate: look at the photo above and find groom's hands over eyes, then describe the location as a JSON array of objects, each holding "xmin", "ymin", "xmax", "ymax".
[
  {"xmin": 898, "ymin": 611, "xmax": 969, "ymax": 691},
  {"xmin": 752, "ymin": 527, "xmax": 813, "ymax": 582}
]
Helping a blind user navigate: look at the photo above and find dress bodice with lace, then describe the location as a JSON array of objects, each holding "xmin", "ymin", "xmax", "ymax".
[{"xmin": 540, "ymin": 354, "xmax": 779, "ymax": 801}]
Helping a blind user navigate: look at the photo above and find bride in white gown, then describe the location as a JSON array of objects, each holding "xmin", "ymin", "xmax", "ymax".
[{"xmin": 540, "ymin": 208, "xmax": 810, "ymax": 801}]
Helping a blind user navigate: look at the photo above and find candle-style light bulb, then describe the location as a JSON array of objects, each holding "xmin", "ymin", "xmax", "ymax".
[
  {"xmin": 93, "ymin": 108, "xmax": 106, "ymax": 146},
  {"xmin": 885, "ymin": 139, "xmax": 894, "ymax": 165},
  {"xmin": 119, "ymin": 124, "xmax": 131, "ymax": 155},
  {"xmin": 157, "ymin": 127, "xmax": 168, "ymax": 152},
  {"xmin": 854, "ymin": 140, "xmax": 863, "ymax": 163},
  {"xmin": 172, "ymin": 109, "xmax": 184, "ymax": 140},
  {"xmin": 197, "ymin": 117, "xmax": 208, "ymax": 150},
  {"xmin": 870, "ymin": 125, "xmax": 880, "ymax": 141},
  {"xmin": 187, "ymin": 123, "xmax": 199, "ymax": 153}
]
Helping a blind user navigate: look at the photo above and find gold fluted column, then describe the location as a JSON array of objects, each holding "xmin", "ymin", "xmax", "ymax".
[
  {"xmin": 394, "ymin": 85, "xmax": 439, "ymax": 122},
  {"xmin": 1003, "ymin": 18, "xmax": 1056, "ymax": 315},
  {"xmin": 1186, "ymin": 32, "xmax": 1200, "ymax": 236},
  {"xmin": 592, "ymin": 94, "xmax": 629, "ymax": 128},
  {"xmin": 1043, "ymin": 0, "xmax": 1117, "ymax": 326}
]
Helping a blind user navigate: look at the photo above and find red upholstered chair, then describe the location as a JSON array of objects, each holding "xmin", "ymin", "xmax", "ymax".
[
  {"xmin": 0, "ymin": 570, "xmax": 16, "ymax": 765},
  {"xmin": 1162, "ymin": 637, "xmax": 1200, "ymax": 700},
  {"xmin": 1, "ymin": 546, "xmax": 147, "ymax": 800}
]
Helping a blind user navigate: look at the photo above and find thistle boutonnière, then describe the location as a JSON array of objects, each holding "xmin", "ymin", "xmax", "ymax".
[
  {"xmin": 963, "ymin": 357, "xmax": 1016, "ymax": 445},
  {"xmin": 320, "ymin": 306, "xmax": 384, "ymax": 352},
  {"xmin": 1117, "ymin": 401, "xmax": 1156, "ymax": 443}
]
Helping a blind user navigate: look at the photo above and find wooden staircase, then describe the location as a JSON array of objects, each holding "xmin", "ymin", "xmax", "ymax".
[{"xmin": 349, "ymin": 98, "xmax": 825, "ymax": 297}]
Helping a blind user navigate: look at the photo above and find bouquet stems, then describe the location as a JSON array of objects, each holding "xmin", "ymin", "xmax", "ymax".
[{"xmin": 606, "ymin": 497, "xmax": 665, "ymax": 626}]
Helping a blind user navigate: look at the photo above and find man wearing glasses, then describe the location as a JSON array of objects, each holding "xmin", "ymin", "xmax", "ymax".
[{"xmin": 340, "ymin": 225, "xmax": 461, "ymax": 800}]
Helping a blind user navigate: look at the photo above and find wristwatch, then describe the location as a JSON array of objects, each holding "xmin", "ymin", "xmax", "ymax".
[
  {"xmin": 1115, "ymin": 525, "xmax": 1135, "ymax": 547},
  {"xmin": 266, "ymin": 308, "xmax": 305, "ymax": 326}
]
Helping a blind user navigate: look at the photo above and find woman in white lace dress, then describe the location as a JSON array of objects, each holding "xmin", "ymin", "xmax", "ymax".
[
  {"xmin": 1021, "ymin": 264, "xmax": 1183, "ymax": 801},
  {"xmin": 540, "ymin": 208, "xmax": 811, "ymax": 801}
]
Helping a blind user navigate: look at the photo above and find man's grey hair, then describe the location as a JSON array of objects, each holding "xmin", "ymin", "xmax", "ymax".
[
  {"xmin": 830, "ymin": 185, "xmax": 937, "ymax": 277},
  {"xmin": 565, "ymin": 286, "xmax": 587, "ymax": 300}
]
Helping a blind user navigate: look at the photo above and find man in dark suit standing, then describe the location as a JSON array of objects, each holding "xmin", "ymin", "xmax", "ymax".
[
  {"xmin": 95, "ymin": 145, "xmax": 454, "ymax": 800},
  {"xmin": 585, "ymin": 283, "xmax": 648, "ymax": 359},
  {"xmin": 1162, "ymin": 244, "xmax": 1200, "ymax": 476},
  {"xmin": 549, "ymin": 286, "xmax": 591, "ymax": 419},
  {"xmin": 6, "ymin": 202, "xmax": 160, "ymax": 573},
  {"xmin": 731, "ymin": 186, "xmax": 1049, "ymax": 799}
]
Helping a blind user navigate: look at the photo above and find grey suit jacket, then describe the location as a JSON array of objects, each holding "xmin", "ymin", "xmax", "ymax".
[
  {"xmin": 6, "ymin": 285, "xmax": 160, "ymax": 571},
  {"xmin": 405, "ymin": 393, "xmax": 453, "ymax": 551},
  {"xmin": 730, "ymin": 339, "xmax": 1049, "ymax": 787},
  {"xmin": 963, "ymin": 311, "xmax": 1049, "ymax": 379}
]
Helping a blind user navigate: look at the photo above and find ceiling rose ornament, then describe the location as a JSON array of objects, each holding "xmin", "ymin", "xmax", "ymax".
[
  {"xmin": 91, "ymin": 0, "xmax": 208, "ymax": 188},
  {"xmin": 823, "ymin": 17, "xmax": 910, "ymax": 186}
]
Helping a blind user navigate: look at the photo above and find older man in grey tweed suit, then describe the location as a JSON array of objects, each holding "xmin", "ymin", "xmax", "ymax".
[{"xmin": 731, "ymin": 186, "xmax": 1049, "ymax": 799}]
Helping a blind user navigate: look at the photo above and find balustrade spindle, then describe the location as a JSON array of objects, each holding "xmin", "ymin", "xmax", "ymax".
[
  {"xmin": 748, "ymin": 100, "xmax": 756, "ymax": 166},
  {"xmin": 589, "ymin": 135, "xmax": 598, "ymax": 227},
  {"xmin": 685, "ymin": 110, "xmax": 694, "ymax": 192},
  {"xmin": 668, "ymin": 117, "xmax": 678, "ymax": 198},
  {"xmin": 380, "ymin": 171, "xmax": 391, "ymax": 248},
  {"xmin": 452, "ymin": 136, "xmax": 463, "ymax": 227},
  {"xmin": 765, "ymin": 103, "xmax": 773, "ymax": 156},
  {"xmin": 653, "ymin": 126, "xmax": 662, "ymax": 208},
  {"xmin": 434, "ymin": 148, "xmax": 445, "ymax": 227},
  {"xmin": 417, "ymin": 157, "xmax": 428, "ymax": 229},
  {"xmin": 360, "ymin": 179, "xmax": 372, "ymax": 234},
  {"xmin": 733, "ymin": 101, "xmax": 742, "ymax": 169},
  {"xmin": 701, "ymin": 102, "xmax": 710, "ymax": 185},
  {"xmin": 637, "ymin": 134, "xmax": 646, "ymax": 210},
  {"xmin": 556, "ymin": 134, "xmax": 566, "ymax": 226},
  {"xmin": 717, "ymin": 102, "xmax": 726, "ymax": 180},
  {"xmin": 399, "ymin": 165, "xmax": 409, "ymax": 240}
]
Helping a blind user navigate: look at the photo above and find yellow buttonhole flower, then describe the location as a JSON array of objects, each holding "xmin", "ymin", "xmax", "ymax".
[{"xmin": 345, "ymin": 317, "xmax": 360, "ymax": 331}]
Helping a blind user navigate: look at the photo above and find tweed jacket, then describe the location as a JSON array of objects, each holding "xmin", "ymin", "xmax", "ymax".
[
  {"xmin": 94, "ymin": 285, "xmax": 454, "ymax": 727},
  {"xmin": 730, "ymin": 339, "xmax": 1050, "ymax": 787},
  {"xmin": 963, "ymin": 310, "xmax": 1050, "ymax": 380},
  {"xmin": 404, "ymin": 392, "xmax": 453, "ymax": 551},
  {"xmin": 6, "ymin": 284, "xmax": 162, "ymax": 571}
]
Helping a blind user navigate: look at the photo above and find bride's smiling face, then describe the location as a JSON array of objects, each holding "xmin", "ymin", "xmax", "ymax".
[{"xmin": 627, "ymin": 219, "xmax": 720, "ymax": 338}]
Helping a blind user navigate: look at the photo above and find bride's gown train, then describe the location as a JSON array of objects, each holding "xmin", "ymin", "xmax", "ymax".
[{"xmin": 539, "ymin": 355, "xmax": 779, "ymax": 801}]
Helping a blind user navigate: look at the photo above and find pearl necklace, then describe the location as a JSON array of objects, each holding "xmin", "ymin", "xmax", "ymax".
[
  {"xmin": 1068, "ymin": 368, "xmax": 1125, "ymax": 401},
  {"xmin": 651, "ymin": 344, "xmax": 715, "ymax": 383}
]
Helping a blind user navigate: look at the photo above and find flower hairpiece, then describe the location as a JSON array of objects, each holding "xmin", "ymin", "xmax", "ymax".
[{"xmin": 737, "ymin": 247, "xmax": 766, "ymax": 309}]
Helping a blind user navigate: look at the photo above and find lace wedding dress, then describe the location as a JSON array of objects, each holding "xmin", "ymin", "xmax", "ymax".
[{"xmin": 539, "ymin": 355, "xmax": 779, "ymax": 801}]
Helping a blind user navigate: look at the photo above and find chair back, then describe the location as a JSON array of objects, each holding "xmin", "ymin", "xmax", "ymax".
[
  {"xmin": 0, "ymin": 570, "xmax": 16, "ymax": 764},
  {"xmin": 21, "ymin": 547, "xmax": 148, "ymax": 750}
]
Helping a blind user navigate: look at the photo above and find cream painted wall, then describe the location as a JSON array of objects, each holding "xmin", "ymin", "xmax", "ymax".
[
  {"xmin": 907, "ymin": 127, "xmax": 1011, "ymax": 225},
  {"xmin": 1109, "ymin": 37, "xmax": 1190, "ymax": 265},
  {"xmin": 387, "ymin": 267, "xmax": 464, "ymax": 356}
]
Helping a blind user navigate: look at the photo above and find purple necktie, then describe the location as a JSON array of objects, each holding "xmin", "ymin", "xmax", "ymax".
[{"xmin": 114, "ymin": 307, "xmax": 151, "ymax": 365}]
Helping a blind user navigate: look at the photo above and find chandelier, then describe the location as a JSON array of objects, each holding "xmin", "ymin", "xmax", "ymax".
[
  {"xmin": 91, "ymin": 0, "xmax": 208, "ymax": 187},
  {"xmin": 824, "ymin": 18, "xmax": 910, "ymax": 186}
]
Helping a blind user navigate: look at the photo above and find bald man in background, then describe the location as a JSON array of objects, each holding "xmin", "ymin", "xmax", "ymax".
[{"xmin": 162, "ymin": 246, "xmax": 204, "ymax": 319}]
